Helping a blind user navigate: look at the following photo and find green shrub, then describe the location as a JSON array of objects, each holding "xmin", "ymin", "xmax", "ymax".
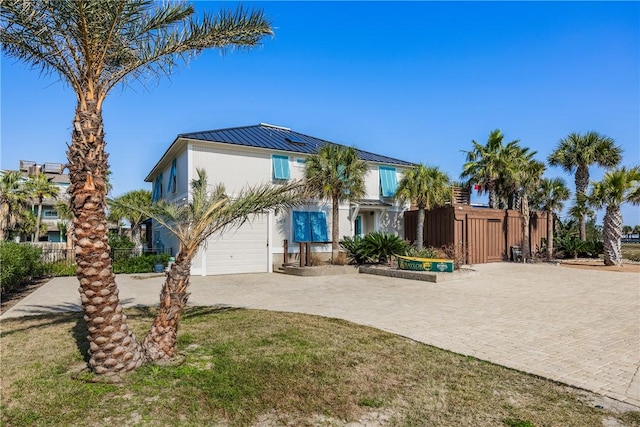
[
  {"xmin": 113, "ymin": 253, "xmax": 170, "ymax": 274},
  {"xmin": 580, "ymin": 240, "xmax": 604, "ymax": 258},
  {"xmin": 554, "ymin": 235, "xmax": 585, "ymax": 259},
  {"xmin": 108, "ymin": 232, "xmax": 135, "ymax": 249},
  {"xmin": 43, "ymin": 261, "xmax": 77, "ymax": 277},
  {"xmin": 362, "ymin": 232, "xmax": 408, "ymax": 264},
  {"xmin": 0, "ymin": 242, "xmax": 43, "ymax": 295},
  {"xmin": 406, "ymin": 246, "xmax": 440, "ymax": 259},
  {"xmin": 340, "ymin": 235, "xmax": 372, "ymax": 265}
]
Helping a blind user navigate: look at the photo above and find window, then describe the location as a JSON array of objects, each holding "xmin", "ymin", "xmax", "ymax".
[
  {"xmin": 272, "ymin": 155, "xmax": 291, "ymax": 180},
  {"xmin": 379, "ymin": 166, "xmax": 398, "ymax": 197},
  {"xmin": 43, "ymin": 209, "xmax": 58, "ymax": 219},
  {"xmin": 167, "ymin": 159, "xmax": 177, "ymax": 194},
  {"xmin": 152, "ymin": 173, "xmax": 163, "ymax": 202},
  {"xmin": 292, "ymin": 211, "xmax": 329, "ymax": 242}
]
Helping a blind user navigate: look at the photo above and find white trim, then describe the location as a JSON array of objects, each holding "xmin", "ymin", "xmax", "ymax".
[{"xmin": 267, "ymin": 210, "xmax": 273, "ymax": 273}]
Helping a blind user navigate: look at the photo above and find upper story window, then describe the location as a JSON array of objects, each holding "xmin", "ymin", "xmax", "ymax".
[
  {"xmin": 152, "ymin": 172, "xmax": 163, "ymax": 202},
  {"xmin": 379, "ymin": 166, "xmax": 398, "ymax": 197},
  {"xmin": 167, "ymin": 159, "xmax": 177, "ymax": 194},
  {"xmin": 43, "ymin": 209, "xmax": 58, "ymax": 219},
  {"xmin": 272, "ymin": 155, "xmax": 291, "ymax": 180}
]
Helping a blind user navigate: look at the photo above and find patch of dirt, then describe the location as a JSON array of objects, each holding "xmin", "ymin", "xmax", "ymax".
[
  {"xmin": 0, "ymin": 278, "xmax": 51, "ymax": 316},
  {"xmin": 558, "ymin": 259, "xmax": 640, "ymax": 273}
]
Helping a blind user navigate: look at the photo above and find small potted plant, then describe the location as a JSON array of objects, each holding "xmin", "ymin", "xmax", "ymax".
[{"xmin": 153, "ymin": 255, "xmax": 165, "ymax": 273}]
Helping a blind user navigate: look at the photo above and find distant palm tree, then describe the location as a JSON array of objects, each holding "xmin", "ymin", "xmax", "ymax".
[
  {"xmin": 116, "ymin": 169, "xmax": 301, "ymax": 361},
  {"xmin": 305, "ymin": 145, "xmax": 368, "ymax": 261},
  {"xmin": 634, "ymin": 225, "xmax": 640, "ymax": 235},
  {"xmin": 1, "ymin": 0, "xmax": 274, "ymax": 375},
  {"xmin": 532, "ymin": 178, "xmax": 570, "ymax": 260},
  {"xmin": 589, "ymin": 166, "xmax": 640, "ymax": 266},
  {"xmin": 396, "ymin": 164, "xmax": 451, "ymax": 250},
  {"xmin": 548, "ymin": 131, "xmax": 622, "ymax": 240},
  {"xmin": 0, "ymin": 171, "xmax": 29, "ymax": 240},
  {"xmin": 461, "ymin": 129, "xmax": 520, "ymax": 209},
  {"xmin": 108, "ymin": 190, "xmax": 152, "ymax": 251},
  {"xmin": 622, "ymin": 225, "xmax": 633, "ymax": 236},
  {"xmin": 26, "ymin": 172, "xmax": 59, "ymax": 242},
  {"xmin": 55, "ymin": 200, "xmax": 74, "ymax": 252}
]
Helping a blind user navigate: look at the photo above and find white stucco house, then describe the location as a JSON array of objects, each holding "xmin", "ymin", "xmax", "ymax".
[{"xmin": 145, "ymin": 123, "xmax": 414, "ymax": 275}]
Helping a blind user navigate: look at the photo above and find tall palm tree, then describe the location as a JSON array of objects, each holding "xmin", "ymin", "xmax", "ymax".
[
  {"xmin": 510, "ymin": 146, "xmax": 545, "ymax": 261},
  {"xmin": 395, "ymin": 164, "xmax": 451, "ymax": 250},
  {"xmin": 305, "ymin": 145, "xmax": 368, "ymax": 261},
  {"xmin": 532, "ymin": 178, "xmax": 570, "ymax": 260},
  {"xmin": 1, "ymin": 0, "xmax": 273, "ymax": 375},
  {"xmin": 0, "ymin": 171, "xmax": 30, "ymax": 240},
  {"xmin": 589, "ymin": 166, "xmax": 640, "ymax": 266},
  {"xmin": 548, "ymin": 131, "xmax": 622, "ymax": 240},
  {"xmin": 461, "ymin": 129, "xmax": 520, "ymax": 209},
  {"xmin": 26, "ymin": 172, "xmax": 60, "ymax": 242},
  {"xmin": 113, "ymin": 169, "xmax": 301, "ymax": 361},
  {"xmin": 108, "ymin": 190, "xmax": 152, "ymax": 251}
]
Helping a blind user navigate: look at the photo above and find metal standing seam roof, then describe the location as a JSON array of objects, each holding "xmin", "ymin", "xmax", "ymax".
[{"xmin": 177, "ymin": 123, "xmax": 415, "ymax": 167}]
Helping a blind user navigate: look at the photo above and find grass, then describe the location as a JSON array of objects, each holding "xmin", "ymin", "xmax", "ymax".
[
  {"xmin": 1, "ymin": 307, "xmax": 638, "ymax": 426},
  {"xmin": 622, "ymin": 243, "xmax": 640, "ymax": 262}
]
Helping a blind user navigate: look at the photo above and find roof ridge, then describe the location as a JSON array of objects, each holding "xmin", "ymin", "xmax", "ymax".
[{"xmin": 178, "ymin": 123, "xmax": 258, "ymax": 137}]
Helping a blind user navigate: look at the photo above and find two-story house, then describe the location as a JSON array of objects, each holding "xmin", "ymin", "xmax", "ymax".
[
  {"xmin": 18, "ymin": 160, "xmax": 70, "ymax": 243},
  {"xmin": 145, "ymin": 123, "xmax": 414, "ymax": 275}
]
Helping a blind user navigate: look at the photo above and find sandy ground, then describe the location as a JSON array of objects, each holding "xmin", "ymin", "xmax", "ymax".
[{"xmin": 559, "ymin": 259, "xmax": 640, "ymax": 274}]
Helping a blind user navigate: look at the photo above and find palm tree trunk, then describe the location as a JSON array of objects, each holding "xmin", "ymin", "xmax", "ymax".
[
  {"xmin": 68, "ymin": 100, "xmax": 145, "ymax": 375},
  {"xmin": 131, "ymin": 223, "xmax": 142, "ymax": 253},
  {"xmin": 142, "ymin": 252, "xmax": 191, "ymax": 362},
  {"xmin": 575, "ymin": 165, "xmax": 589, "ymax": 241},
  {"xmin": 416, "ymin": 206, "xmax": 425, "ymax": 250},
  {"xmin": 34, "ymin": 200, "xmax": 43, "ymax": 242},
  {"xmin": 488, "ymin": 181, "xmax": 498, "ymax": 209},
  {"xmin": 546, "ymin": 209, "xmax": 554, "ymax": 261},
  {"xmin": 520, "ymin": 194, "xmax": 531, "ymax": 261},
  {"xmin": 603, "ymin": 205, "xmax": 622, "ymax": 266},
  {"xmin": 331, "ymin": 193, "xmax": 340, "ymax": 262}
]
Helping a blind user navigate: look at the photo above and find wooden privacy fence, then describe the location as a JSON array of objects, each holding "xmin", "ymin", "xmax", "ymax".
[{"xmin": 404, "ymin": 206, "xmax": 547, "ymax": 264}]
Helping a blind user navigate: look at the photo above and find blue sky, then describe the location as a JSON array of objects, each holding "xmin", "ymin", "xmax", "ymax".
[{"xmin": 2, "ymin": 1, "xmax": 639, "ymax": 225}]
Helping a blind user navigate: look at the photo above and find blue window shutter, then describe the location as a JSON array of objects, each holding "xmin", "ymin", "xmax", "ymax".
[
  {"xmin": 152, "ymin": 174, "xmax": 163, "ymax": 202},
  {"xmin": 379, "ymin": 166, "xmax": 398, "ymax": 197},
  {"xmin": 167, "ymin": 159, "xmax": 177, "ymax": 193},
  {"xmin": 292, "ymin": 211, "xmax": 311, "ymax": 242},
  {"xmin": 272, "ymin": 155, "xmax": 290, "ymax": 180},
  {"xmin": 309, "ymin": 212, "xmax": 328, "ymax": 242}
]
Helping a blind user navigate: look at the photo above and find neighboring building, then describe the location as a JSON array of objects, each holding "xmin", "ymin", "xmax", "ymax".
[
  {"xmin": 18, "ymin": 160, "xmax": 70, "ymax": 243},
  {"xmin": 145, "ymin": 123, "xmax": 414, "ymax": 275}
]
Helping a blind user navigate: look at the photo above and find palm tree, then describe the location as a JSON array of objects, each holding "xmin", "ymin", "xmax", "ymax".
[
  {"xmin": 0, "ymin": 171, "xmax": 30, "ymax": 240},
  {"xmin": 26, "ymin": 172, "xmax": 60, "ymax": 242},
  {"xmin": 634, "ymin": 225, "xmax": 640, "ymax": 235},
  {"xmin": 589, "ymin": 166, "xmax": 640, "ymax": 266},
  {"xmin": 108, "ymin": 190, "xmax": 152, "ymax": 251},
  {"xmin": 1, "ymin": 0, "xmax": 273, "ymax": 375},
  {"xmin": 510, "ymin": 146, "xmax": 545, "ymax": 261},
  {"xmin": 461, "ymin": 129, "xmax": 520, "ymax": 209},
  {"xmin": 304, "ymin": 145, "xmax": 368, "ymax": 261},
  {"xmin": 395, "ymin": 164, "xmax": 451, "ymax": 250},
  {"xmin": 532, "ymin": 178, "xmax": 570, "ymax": 260},
  {"xmin": 113, "ymin": 169, "xmax": 301, "ymax": 361},
  {"xmin": 55, "ymin": 200, "xmax": 74, "ymax": 252},
  {"xmin": 548, "ymin": 131, "xmax": 622, "ymax": 240},
  {"xmin": 622, "ymin": 225, "xmax": 633, "ymax": 237}
]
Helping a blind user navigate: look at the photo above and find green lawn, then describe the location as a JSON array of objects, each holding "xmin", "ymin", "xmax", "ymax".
[
  {"xmin": 1, "ymin": 308, "xmax": 638, "ymax": 426},
  {"xmin": 622, "ymin": 243, "xmax": 640, "ymax": 262}
]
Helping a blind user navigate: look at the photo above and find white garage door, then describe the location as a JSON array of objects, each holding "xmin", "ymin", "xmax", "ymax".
[{"xmin": 205, "ymin": 214, "xmax": 269, "ymax": 275}]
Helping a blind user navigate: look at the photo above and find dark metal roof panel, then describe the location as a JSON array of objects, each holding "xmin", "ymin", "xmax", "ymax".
[{"xmin": 178, "ymin": 124, "xmax": 413, "ymax": 166}]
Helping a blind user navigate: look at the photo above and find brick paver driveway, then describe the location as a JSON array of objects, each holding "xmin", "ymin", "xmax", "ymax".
[{"xmin": 2, "ymin": 262, "xmax": 639, "ymax": 406}]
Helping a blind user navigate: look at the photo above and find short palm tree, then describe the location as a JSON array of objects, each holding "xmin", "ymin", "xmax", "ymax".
[
  {"xmin": 622, "ymin": 225, "xmax": 633, "ymax": 236},
  {"xmin": 55, "ymin": 200, "xmax": 74, "ymax": 252},
  {"xmin": 1, "ymin": 0, "xmax": 273, "ymax": 375},
  {"xmin": 634, "ymin": 225, "xmax": 640, "ymax": 235},
  {"xmin": 114, "ymin": 169, "xmax": 301, "ymax": 361},
  {"xmin": 532, "ymin": 178, "xmax": 570, "ymax": 260},
  {"xmin": 461, "ymin": 129, "xmax": 520, "ymax": 209},
  {"xmin": 0, "ymin": 171, "xmax": 29, "ymax": 240},
  {"xmin": 26, "ymin": 172, "xmax": 59, "ymax": 242},
  {"xmin": 395, "ymin": 164, "xmax": 451, "ymax": 250},
  {"xmin": 108, "ymin": 190, "xmax": 152, "ymax": 251},
  {"xmin": 589, "ymin": 166, "xmax": 640, "ymax": 266},
  {"xmin": 305, "ymin": 145, "xmax": 368, "ymax": 261},
  {"xmin": 548, "ymin": 131, "xmax": 622, "ymax": 240}
]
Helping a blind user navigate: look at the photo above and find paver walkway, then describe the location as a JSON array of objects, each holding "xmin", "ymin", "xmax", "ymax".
[{"xmin": 2, "ymin": 263, "xmax": 638, "ymax": 406}]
